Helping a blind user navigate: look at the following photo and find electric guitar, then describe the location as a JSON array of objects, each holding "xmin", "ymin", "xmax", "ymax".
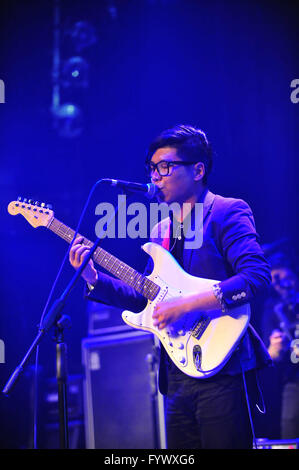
[{"xmin": 8, "ymin": 199, "xmax": 251, "ymax": 378}]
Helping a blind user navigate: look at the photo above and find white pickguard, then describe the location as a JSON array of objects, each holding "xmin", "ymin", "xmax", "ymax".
[{"xmin": 122, "ymin": 242, "xmax": 250, "ymax": 378}]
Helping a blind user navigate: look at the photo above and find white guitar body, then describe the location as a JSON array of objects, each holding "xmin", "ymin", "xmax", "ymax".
[
  {"xmin": 122, "ymin": 242, "xmax": 250, "ymax": 378},
  {"xmin": 7, "ymin": 199, "xmax": 250, "ymax": 379}
]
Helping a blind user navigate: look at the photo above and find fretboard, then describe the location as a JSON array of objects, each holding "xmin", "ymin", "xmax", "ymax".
[{"xmin": 47, "ymin": 217, "xmax": 160, "ymax": 301}]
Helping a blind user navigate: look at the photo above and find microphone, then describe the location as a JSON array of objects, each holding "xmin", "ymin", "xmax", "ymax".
[{"xmin": 100, "ymin": 178, "xmax": 158, "ymax": 199}]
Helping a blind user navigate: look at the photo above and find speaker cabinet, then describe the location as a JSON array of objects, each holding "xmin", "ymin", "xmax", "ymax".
[
  {"xmin": 82, "ymin": 329, "xmax": 166, "ymax": 449},
  {"xmin": 40, "ymin": 375, "xmax": 85, "ymax": 449}
]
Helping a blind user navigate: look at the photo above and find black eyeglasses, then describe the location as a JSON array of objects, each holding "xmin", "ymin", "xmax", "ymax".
[{"xmin": 145, "ymin": 160, "xmax": 199, "ymax": 177}]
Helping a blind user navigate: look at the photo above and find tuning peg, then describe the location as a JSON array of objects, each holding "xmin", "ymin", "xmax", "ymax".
[
  {"xmin": 35, "ymin": 201, "xmax": 40, "ymax": 206},
  {"xmin": 17, "ymin": 196, "xmax": 22, "ymax": 201},
  {"xmin": 46, "ymin": 204, "xmax": 53, "ymax": 209},
  {"xmin": 28, "ymin": 199, "xmax": 34, "ymax": 204},
  {"xmin": 41, "ymin": 202, "xmax": 46, "ymax": 208},
  {"xmin": 23, "ymin": 198, "xmax": 27, "ymax": 203}
]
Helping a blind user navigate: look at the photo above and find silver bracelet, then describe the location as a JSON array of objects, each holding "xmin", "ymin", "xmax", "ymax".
[{"xmin": 212, "ymin": 283, "xmax": 227, "ymax": 313}]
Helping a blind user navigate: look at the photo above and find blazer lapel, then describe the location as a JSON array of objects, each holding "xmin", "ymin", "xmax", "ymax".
[{"xmin": 183, "ymin": 190, "xmax": 216, "ymax": 269}]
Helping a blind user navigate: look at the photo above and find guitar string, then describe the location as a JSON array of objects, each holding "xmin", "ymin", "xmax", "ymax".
[
  {"xmin": 49, "ymin": 218, "xmax": 160, "ymax": 301},
  {"xmin": 29, "ymin": 207, "xmax": 216, "ymax": 372}
]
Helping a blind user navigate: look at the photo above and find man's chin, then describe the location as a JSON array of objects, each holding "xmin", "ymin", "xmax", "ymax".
[{"xmin": 155, "ymin": 192, "xmax": 166, "ymax": 203}]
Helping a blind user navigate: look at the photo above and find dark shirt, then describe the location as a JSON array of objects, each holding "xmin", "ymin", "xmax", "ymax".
[{"xmin": 169, "ymin": 219, "xmax": 185, "ymax": 265}]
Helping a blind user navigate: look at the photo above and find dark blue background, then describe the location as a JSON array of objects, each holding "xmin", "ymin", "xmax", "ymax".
[{"xmin": 0, "ymin": 0, "xmax": 298, "ymax": 448}]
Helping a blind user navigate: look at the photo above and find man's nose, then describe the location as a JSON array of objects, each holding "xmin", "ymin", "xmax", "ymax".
[{"xmin": 151, "ymin": 169, "xmax": 162, "ymax": 181}]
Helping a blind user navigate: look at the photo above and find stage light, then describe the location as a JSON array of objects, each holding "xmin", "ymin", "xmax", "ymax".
[
  {"xmin": 106, "ymin": 0, "xmax": 118, "ymax": 20},
  {"xmin": 52, "ymin": 103, "xmax": 83, "ymax": 138},
  {"xmin": 51, "ymin": 1, "xmax": 97, "ymax": 137},
  {"xmin": 61, "ymin": 56, "xmax": 89, "ymax": 88},
  {"xmin": 66, "ymin": 21, "xmax": 97, "ymax": 52}
]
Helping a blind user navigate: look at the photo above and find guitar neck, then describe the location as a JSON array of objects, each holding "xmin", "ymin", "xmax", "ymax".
[{"xmin": 47, "ymin": 217, "xmax": 159, "ymax": 301}]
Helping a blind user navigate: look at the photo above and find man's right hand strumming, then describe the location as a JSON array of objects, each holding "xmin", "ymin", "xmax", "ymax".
[{"xmin": 69, "ymin": 236, "xmax": 98, "ymax": 286}]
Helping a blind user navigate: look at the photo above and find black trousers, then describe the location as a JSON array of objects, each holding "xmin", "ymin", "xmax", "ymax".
[{"xmin": 165, "ymin": 369, "xmax": 253, "ymax": 449}]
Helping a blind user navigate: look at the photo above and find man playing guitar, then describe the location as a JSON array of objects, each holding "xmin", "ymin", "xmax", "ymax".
[{"xmin": 69, "ymin": 124, "xmax": 272, "ymax": 449}]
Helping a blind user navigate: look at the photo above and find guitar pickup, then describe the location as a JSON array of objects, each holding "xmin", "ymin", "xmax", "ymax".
[
  {"xmin": 153, "ymin": 286, "xmax": 168, "ymax": 304},
  {"xmin": 191, "ymin": 318, "xmax": 211, "ymax": 339}
]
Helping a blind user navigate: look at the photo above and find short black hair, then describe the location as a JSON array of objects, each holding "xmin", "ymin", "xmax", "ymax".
[{"xmin": 146, "ymin": 124, "xmax": 213, "ymax": 185}]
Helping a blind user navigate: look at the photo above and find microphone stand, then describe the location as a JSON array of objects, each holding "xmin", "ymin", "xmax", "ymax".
[
  {"xmin": 2, "ymin": 191, "xmax": 130, "ymax": 448},
  {"xmin": 2, "ymin": 236, "xmax": 103, "ymax": 449},
  {"xmin": 54, "ymin": 314, "xmax": 72, "ymax": 449},
  {"xmin": 146, "ymin": 347, "xmax": 160, "ymax": 449}
]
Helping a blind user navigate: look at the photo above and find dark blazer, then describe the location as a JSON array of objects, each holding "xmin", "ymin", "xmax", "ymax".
[{"xmin": 86, "ymin": 190, "xmax": 272, "ymax": 380}]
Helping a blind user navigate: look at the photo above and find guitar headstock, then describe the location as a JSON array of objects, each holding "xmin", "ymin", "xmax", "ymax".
[{"xmin": 8, "ymin": 198, "xmax": 54, "ymax": 228}]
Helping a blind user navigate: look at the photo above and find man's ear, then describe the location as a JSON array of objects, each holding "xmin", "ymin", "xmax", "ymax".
[{"xmin": 194, "ymin": 162, "xmax": 205, "ymax": 181}]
